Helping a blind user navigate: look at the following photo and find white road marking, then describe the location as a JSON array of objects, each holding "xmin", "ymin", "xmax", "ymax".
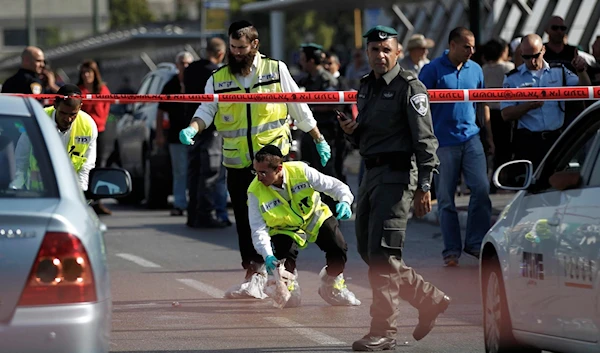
[
  {"xmin": 115, "ymin": 253, "xmax": 161, "ymax": 268},
  {"xmin": 264, "ymin": 317, "xmax": 346, "ymax": 345},
  {"xmin": 176, "ymin": 278, "xmax": 225, "ymax": 298}
]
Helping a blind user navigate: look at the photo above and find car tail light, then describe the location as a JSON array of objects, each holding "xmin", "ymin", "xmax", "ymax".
[
  {"xmin": 18, "ymin": 232, "xmax": 97, "ymax": 306},
  {"xmin": 288, "ymin": 151, "xmax": 297, "ymax": 161}
]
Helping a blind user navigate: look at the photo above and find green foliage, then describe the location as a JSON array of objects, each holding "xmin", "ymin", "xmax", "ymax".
[{"xmin": 109, "ymin": 0, "xmax": 156, "ymax": 29}]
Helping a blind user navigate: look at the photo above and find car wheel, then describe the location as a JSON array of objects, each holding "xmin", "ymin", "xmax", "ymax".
[{"xmin": 483, "ymin": 256, "xmax": 541, "ymax": 353}]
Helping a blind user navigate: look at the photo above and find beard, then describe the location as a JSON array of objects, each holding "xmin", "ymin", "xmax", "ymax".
[{"xmin": 227, "ymin": 48, "xmax": 257, "ymax": 76}]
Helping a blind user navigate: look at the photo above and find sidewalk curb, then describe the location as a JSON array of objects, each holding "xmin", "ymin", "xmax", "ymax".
[{"xmin": 410, "ymin": 204, "xmax": 499, "ymax": 229}]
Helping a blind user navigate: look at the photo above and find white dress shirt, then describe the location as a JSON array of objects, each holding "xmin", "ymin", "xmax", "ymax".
[
  {"xmin": 248, "ymin": 162, "xmax": 354, "ymax": 258},
  {"xmin": 192, "ymin": 53, "xmax": 317, "ymax": 133},
  {"xmin": 12, "ymin": 111, "xmax": 98, "ymax": 190}
]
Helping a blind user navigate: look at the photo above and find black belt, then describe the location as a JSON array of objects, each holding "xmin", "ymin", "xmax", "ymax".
[
  {"xmin": 364, "ymin": 152, "xmax": 411, "ymax": 171},
  {"xmin": 517, "ymin": 128, "xmax": 563, "ymax": 141}
]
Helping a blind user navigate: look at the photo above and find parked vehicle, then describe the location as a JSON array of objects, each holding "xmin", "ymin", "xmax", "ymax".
[
  {"xmin": 114, "ymin": 63, "xmax": 176, "ymax": 208},
  {"xmin": 0, "ymin": 95, "xmax": 131, "ymax": 353},
  {"xmin": 481, "ymin": 100, "xmax": 600, "ymax": 353}
]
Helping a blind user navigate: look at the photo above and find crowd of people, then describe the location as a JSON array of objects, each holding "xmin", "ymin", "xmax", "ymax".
[{"xmin": 1, "ymin": 15, "xmax": 599, "ymax": 352}]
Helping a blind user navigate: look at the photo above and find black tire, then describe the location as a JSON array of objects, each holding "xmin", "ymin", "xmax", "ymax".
[{"xmin": 483, "ymin": 255, "xmax": 541, "ymax": 353}]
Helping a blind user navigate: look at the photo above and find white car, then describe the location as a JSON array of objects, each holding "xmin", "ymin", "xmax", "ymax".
[{"xmin": 481, "ymin": 100, "xmax": 600, "ymax": 353}]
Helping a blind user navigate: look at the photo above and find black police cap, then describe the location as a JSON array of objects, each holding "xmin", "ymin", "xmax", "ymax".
[
  {"xmin": 300, "ymin": 43, "xmax": 324, "ymax": 52},
  {"xmin": 363, "ymin": 25, "xmax": 398, "ymax": 43}
]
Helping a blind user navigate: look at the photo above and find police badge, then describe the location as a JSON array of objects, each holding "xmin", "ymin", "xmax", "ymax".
[{"xmin": 410, "ymin": 93, "xmax": 429, "ymax": 116}]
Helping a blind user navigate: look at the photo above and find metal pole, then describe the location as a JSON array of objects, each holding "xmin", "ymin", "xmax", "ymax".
[
  {"xmin": 469, "ymin": 0, "xmax": 481, "ymax": 44},
  {"xmin": 354, "ymin": 9, "xmax": 362, "ymax": 49},
  {"xmin": 92, "ymin": 0, "xmax": 100, "ymax": 35},
  {"xmin": 270, "ymin": 11, "xmax": 285, "ymax": 60},
  {"xmin": 26, "ymin": 0, "xmax": 36, "ymax": 46}
]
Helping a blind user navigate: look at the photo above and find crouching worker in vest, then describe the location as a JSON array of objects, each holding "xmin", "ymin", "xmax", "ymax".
[
  {"xmin": 248, "ymin": 145, "xmax": 361, "ymax": 307},
  {"xmin": 11, "ymin": 84, "xmax": 97, "ymax": 191}
]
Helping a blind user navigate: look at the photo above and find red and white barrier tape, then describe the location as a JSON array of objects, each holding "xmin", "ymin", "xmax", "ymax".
[{"xmin": 5, "ymin": 86, "xmax": 600, "ymax": 104}]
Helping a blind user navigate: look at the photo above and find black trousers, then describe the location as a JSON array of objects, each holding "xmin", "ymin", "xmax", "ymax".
[
  {"xmin": 514, "ymin": 129, "xmax": 561, "ymax": 170},
  {"xmin": 187, "ymin": 130, "xmax": 220, "ymax": 225},
  {"xmin": 300, "ymin": 123, "xmax": 339, "ymax": 216},
  {"xmin": 271, "ymin": 216, "xmax": 348, "ymax": 277},
  {"xmin": 227, "ymin": 166, "xmax": 264, "ymax": 270},
  {"xmin": 357, "ymin": 166, "xmax": 446, "ymax": 337}
]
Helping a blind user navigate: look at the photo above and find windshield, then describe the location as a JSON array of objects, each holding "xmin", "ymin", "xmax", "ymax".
[{"xmin": 0, "ymin": 114, "xmax": 58, "ymax": 198}]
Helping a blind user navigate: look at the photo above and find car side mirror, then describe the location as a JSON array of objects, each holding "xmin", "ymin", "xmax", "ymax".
[
  {"xmin": 86, "ymin": 167, "xmax": 132, "ymax": 200},
  {"xmin": 493, "ymin": 160, "xmax": 533, "ymax": 190}
]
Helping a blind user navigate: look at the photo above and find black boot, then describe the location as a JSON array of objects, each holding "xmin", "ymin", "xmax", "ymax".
[
  {"xmin": 352, "ymin": 335, "xmax": 396, "ymax": 351},
  {"xmin": 412, "ymin": 295, "xmax": 451, "ymax": 341}
]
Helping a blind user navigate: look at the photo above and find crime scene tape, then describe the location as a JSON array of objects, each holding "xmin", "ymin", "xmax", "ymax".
[{"xmin": 7, "ymin": 86, "xmax": 600, "ymax": 104}]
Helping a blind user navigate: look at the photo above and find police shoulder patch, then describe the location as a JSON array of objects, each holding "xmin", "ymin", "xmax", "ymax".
[
  {"xmin": 410, "ymin": 93, "xmax": 429, "ymax": 116},
  {"xmin": 30, "ymin": 82, "xmax": 42, "ymax": 94}
]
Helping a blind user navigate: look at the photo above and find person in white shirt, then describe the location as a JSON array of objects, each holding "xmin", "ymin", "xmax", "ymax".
[
  {"xmin": 248, "ymin": 145, "xmax": 361, "ymax": 307},
  {"xmin": 11, "ymin": 84, "xmax": 97, "ymax": 191},
  {"xmin": 178, "ymin": 20, "xmax": 332, "ymax": 299}
]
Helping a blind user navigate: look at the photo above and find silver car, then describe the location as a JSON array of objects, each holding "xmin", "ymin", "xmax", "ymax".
[
  {"xmin": 0, "ymin": 95, "xmax": 131, "ymax": 353},
  {"xmin": 481, "ymin": 100, "xmax": 600, "ymax": 353}
]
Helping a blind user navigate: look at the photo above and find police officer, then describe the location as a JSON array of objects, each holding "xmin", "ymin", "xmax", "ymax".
[
  {"xmin": 179, "ymin": 21, "xmax": 331, "ymax": 298},
  {"xmin": 1, "ymin": 46, "xmax": 56, "ymax": 95},
  {"xmin": 338, "ymin": 26, "xmax": 450, "ymax": 351},
  {"xmin": 501, "ymin": 33, "xmax": 590, "ymax": 169},
  {"xmin": 297, "ymin": 43, "xmax": 344, "ymax": 214}
]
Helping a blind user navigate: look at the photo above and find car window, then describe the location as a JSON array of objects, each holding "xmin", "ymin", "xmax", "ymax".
[
  {"xmin": 133, "ymin": 75, "xmax": 155, "ymax": 111},
  {"xmin": 534, "ymin": 114, "xmax": 600, "ymax": 192},
  {"xmin": 587, "ymin": 138, "xmax": 600, "ymax": 187},
  {"xmin": 0, "ymin": 114, "xmax": 58, "ymax": 197}
]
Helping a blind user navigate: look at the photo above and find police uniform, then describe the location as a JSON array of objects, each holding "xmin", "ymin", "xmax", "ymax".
[
  {"xmin": 1, "ymin": 68, "xmax": 43, "ymax": 95},
  {"xmin": 349, "ymin": 26, "xmax": 450, "ymax": 352},
  {"xmin": 297, "ymin": 43, "xmax": 341, "ymax": 214},
  {"xmin": 501, "ymin": 61, "xmax": 579, "ymax": 168}
]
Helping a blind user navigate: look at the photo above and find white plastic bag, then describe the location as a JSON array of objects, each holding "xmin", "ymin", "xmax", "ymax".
[{"xmin": 264, "ymin": 261, "xmax": 296, "ymax": 309}]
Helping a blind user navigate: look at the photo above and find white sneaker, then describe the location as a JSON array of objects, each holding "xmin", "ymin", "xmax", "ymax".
[{"xmin": 318, "ymin": 266, "xmax": 361, "ymax": 306}]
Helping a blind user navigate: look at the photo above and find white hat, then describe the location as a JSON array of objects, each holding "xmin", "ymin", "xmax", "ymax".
[{"xmin": 407, "ymin": 34, "xmax": 435, "ymax": 51}]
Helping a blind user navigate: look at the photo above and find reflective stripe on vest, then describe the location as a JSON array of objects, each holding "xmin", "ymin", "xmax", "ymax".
[
  {"xmin": 248, "ymin": 161, "xmax": 333, "ymax": 248},
  {"xmin": 213, "ymin": 55, "xmax": 290, "ymax": 169}
]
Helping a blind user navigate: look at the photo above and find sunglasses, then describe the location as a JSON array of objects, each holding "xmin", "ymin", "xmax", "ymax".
[
  {"xmin": 521, "ymin": 51, "xmax": 542, "ymax": 60},
  {"xmin": 551, "ymin": 25, "xmax": 568, "ymax": 31}
]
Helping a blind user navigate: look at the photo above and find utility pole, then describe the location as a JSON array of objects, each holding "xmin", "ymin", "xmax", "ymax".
[
  {"xmin": 469, "ymin": 0, "xmax": 481, "ymax": 44},
  {"xmin": 26, "ymin": 0, "xmax": 36, "ymax": 46},
  {"xmin": 92, "ymin": 0, "xmax": 100, "ymax": 35}
]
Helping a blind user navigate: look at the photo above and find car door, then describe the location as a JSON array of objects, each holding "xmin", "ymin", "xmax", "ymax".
[
  {"xmin": 505, "ymin": 176, "xmax": 566, "ymax": 337},
  {"xmin": 557, "ymin": 127, "xmax": 600, "ymax": 343},
  {"xmin": 506, "ymin": 115, "xmax": 600, "ymax": 337}
]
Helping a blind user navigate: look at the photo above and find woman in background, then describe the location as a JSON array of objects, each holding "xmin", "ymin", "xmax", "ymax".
[{"xmin": 77, "ymin": 60, "xmax": 112, "ymax": 215}]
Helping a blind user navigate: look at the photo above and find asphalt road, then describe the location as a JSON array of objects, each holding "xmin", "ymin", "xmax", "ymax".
[{"xmin": 102, "ymin": 200, "xmax": 486, "ymax": 353}]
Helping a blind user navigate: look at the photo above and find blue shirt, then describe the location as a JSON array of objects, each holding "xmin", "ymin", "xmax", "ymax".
[
  {"xmin": 419, "ymin": 51, "xmax": 484, "ymax": 147},
  {"xmin": 501, "ymin": 61, "xmax": 579, "ymax": 132}
]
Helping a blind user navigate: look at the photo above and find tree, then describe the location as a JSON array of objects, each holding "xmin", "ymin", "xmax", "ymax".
[{"xmin": 109, "ymin": 0, "xmax": 156, "ymax": 30}]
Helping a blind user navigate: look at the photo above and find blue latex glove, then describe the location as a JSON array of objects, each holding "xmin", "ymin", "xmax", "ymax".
[
  {"xmin": 315, "ymin": 140, "xmax": 331, "ymax": 166},
  {"xmin": 336, "ymin": 201, "xmax": 352, "ymax": 220},
  {"xmin": 179, "ymin": 126, "xmax": 198, "ymax": 145},
  {"xmin": 265, "ymin": 255, "xmax": 278, "ymax": 275}
]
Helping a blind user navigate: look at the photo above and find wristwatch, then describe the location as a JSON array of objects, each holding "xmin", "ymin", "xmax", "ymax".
[
  {"xmin": 420, "ymin": 183, "xmax": 431, "ymax": 193},
  {"xmin": 313, "ymin": 134, "xmax": 325, "ymax": 143}
]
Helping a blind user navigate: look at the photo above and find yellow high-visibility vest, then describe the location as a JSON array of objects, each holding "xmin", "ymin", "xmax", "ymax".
[
  {"xmin": 247, "ymin": 161, "xmax": 332, "ymax": 248},
  {"xmin": 212, "ymin": 54, "xmax": 290, "ymax": 168},
  {"xmin": 27, "ymin": 106, "xmax": 93, "ymax": 190}
]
